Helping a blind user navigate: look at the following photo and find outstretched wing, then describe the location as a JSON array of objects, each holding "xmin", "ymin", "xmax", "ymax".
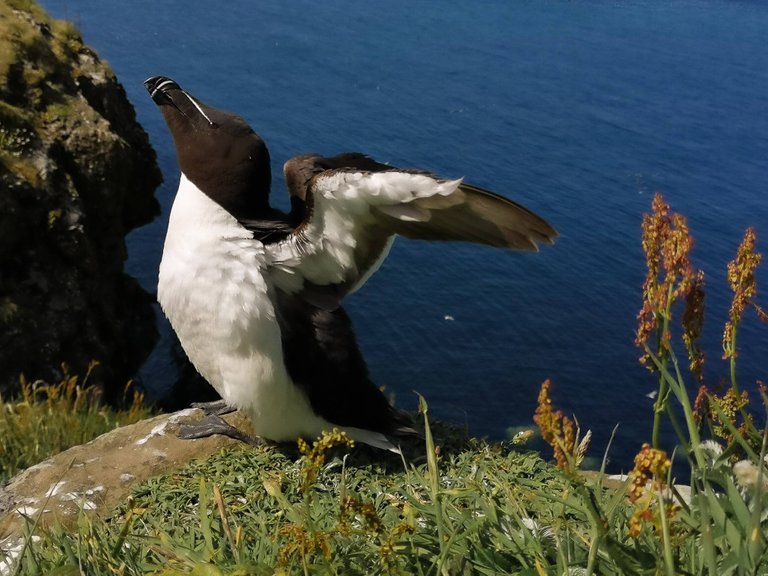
[{"xmin": 265, "ymin": 153, "xmax": 557, "ymax": 309}]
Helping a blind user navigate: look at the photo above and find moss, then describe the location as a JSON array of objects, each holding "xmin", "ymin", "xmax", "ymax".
[
  {"xmin": 0, "ymin": 9, "xmax": 34, "ymax": 83},
  {"xmin": 50, "ymin": 18, "xmax": 84, "ymax": 61},
  {"xmin": 0, "ymin": 0, "xmax": 162, "ymax": 396},
  {"xmin": 0, "ymin": 102, "xmax": 41, "ymax": 186},
  {"xmin": 0, "ymin": 297, "xmax": 18, "ymax": 325},
  {"xmin": 0, "ymin": 155, "xmax": 41, "ymax": 188},
  {"xmin": 0, "ymin": 9, "xmax": 59, "ymax": 112},
  {"xmin": 2, "ymin": 0, "xmax": 50, "ymax": 20},
  {"xmin": 40, "ymin": 99, "xmax": 78, "ymax": 125}
]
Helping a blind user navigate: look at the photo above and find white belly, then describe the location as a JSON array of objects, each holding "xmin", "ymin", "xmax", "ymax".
[{"xmin": 157, "ymin": 175, "xmax": 331, "ymax": 441}]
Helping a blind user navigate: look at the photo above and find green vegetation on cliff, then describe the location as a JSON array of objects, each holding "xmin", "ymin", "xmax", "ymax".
[
  {"xmin": 5, "ymin": 195, "xmax": 768, "ymax": 575},
  {"xmin": 0, "ymin": 0, "xmax": 162, "ymax": 396},
  {"xmin": 0, "ymin": 362, "xmax": 152, "ymax": 483}
]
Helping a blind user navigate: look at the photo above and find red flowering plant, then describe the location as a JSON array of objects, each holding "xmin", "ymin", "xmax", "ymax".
[
  {"xmin": 533, "ymin": 379, "xmax": 591, "ymax": 475},
  {"xmin": 629, "ymin": 193, "xmax": 768, "ymax": 567},
  {"xmin": 635, "ymin": 194, "xmax": 766, "ymax": 455},
  {"xmin": 635, "ymin": 193, "xmax": 702, "ymax": 449}
]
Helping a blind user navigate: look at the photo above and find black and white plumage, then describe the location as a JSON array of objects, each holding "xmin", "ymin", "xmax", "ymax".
[{"xmin": 144, "ymin": 76, "xmax": 557, "ymax": 451}]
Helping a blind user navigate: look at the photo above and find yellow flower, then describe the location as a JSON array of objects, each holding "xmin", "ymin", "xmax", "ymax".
[
  {"xmin": 626, "ymin": 443, "xmax": 677, "ymax": 539},
  {"xmin": 299, "ymin": 429, "xmax": 354, "ymax": 494},
  {"xmin": 706, "ymin": 388, "xmax": 752, "ymax": 448},
  {"xmin": 723, "ymin": 227, "xmax": 762, "ymax": 359},
  {"xmin": 682, "ymin": 270, "xmax": 706, "ymax": 381},
  {"xmin": 636, "ymin": 193, "xmax": 697, "ymax": 369},
  {"xmin": 628, "ymin": 443, "xmax": 670, "ymax": 503},
  {"xmin": 533, "ymin": 380, "xmax": 588, "ymax": 472},
  {"xmin": 276, "ymin": 524, "xmax": 332, "ymax": 565}
]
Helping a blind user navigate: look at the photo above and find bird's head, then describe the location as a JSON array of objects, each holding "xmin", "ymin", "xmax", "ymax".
[{"xmin": 145, "ymin": 75, "xmax": 272, "ymax": 216}]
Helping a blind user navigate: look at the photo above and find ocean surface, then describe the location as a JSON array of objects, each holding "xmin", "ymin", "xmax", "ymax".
[{"xmin": 40, "ymin": 0, "xmax": 768, "ymax": 469}]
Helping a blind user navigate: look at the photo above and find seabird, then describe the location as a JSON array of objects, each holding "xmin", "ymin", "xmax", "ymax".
[{"xmin": 144, "ymin": 75, "xmax": 557, "ymax": 451}]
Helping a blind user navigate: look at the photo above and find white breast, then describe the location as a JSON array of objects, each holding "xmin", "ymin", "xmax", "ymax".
[{"xmin": 157, "ymin": 174, "xmax": 331, "ymax": 441}]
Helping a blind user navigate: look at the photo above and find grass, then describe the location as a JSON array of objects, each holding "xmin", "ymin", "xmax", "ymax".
[
  {"xmin": 0, "ymin": 361, "xmax": 153, "ymax": 483},
  {"xmin": 8, "ymin": 422, "xmax": 575, "ymax": 575},
  {"xmin": 3, "ymin": 193, "xmax": 768, "ymax": 574}
]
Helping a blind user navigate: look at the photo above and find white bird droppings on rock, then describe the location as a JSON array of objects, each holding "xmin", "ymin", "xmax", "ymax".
[
  {"xmin": 135, "ymin": 421, "xmax": 170, "ymax": 445},
  {"xmin": 168, "ymin": 408, "xmax": 197, "ymax": 424},
  {"xmin": 13, "ymin": 505, "xmax": 39, "ymax": 517},
  {"xmin": 0, "ymin": 535, "xmax": 40, "ymax": 576},
  {"xmin": 45, "ymin": 480, "xmax": 67, "ymax": 498},
  {"xmin": 86, "ymin": 485, "xmax": 105, "ymax": 496},
  {"xmin": 134, "ymin": 408, "xmax": 197, "ymax": 445}
]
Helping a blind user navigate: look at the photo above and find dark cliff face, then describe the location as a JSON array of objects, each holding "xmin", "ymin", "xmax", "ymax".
[{"xmin": 0, "ymin": 1, "xmax": 162, "ymax": 396}]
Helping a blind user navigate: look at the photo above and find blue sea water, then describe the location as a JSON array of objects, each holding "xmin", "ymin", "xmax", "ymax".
[{"xmin": 40, "ymin": 0, "xmax": 768, "ymax": 468}]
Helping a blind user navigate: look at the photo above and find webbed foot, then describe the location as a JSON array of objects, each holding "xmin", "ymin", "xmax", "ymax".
[
  {"xmin": 190, "ymin": 399, "xmax": 236, "ymax": 417},
  {"xmin": 178, "ymin": 414, "xmax": 264, "ymax": 447}
]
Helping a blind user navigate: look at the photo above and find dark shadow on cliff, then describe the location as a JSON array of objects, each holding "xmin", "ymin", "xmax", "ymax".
[{"xmin": 0, "ymin": 2, "xmax": 162, "ymax": 399}]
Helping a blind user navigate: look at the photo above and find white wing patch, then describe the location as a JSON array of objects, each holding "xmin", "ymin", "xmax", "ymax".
[
  {"xmin": 266, "ymin": 171, "xmax": 462, "ymax": 294},
  {"xmin": 377, "ymin": 203, "xmax": 431, "ymax": 222}
]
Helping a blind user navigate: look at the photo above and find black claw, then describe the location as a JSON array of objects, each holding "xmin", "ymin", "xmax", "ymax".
[
  {"xmin": 190, "ymin": 399, "xmax": 236, "ymax": 417},
  {"xmin": 178, "ymin": 414, "xmax": 264, "ymax": 447}
]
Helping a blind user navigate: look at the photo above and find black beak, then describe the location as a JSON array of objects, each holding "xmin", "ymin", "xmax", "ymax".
[
  {"xmin": 144, "ymin": 75, "xmax": 216, "ymax": 127},
  {"xmin": 144, "ymin": 75, "xmax": 181, "ymax": 103}
]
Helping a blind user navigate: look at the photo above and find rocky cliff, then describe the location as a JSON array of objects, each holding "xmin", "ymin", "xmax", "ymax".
[{"xmin": 0, "ymin": 0, "xmax": 161, "ymax": 396}]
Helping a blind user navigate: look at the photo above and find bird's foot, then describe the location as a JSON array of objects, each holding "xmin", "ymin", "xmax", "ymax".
[
  {"xmin": 189, "ymin": 399, "xmax": 236, "ymax": 417},
  {"xmin": 178, "ymin": 414, "xmax": 264, "ymax": 447}
]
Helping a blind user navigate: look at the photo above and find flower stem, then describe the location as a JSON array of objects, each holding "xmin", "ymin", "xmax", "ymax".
[
  {"xmin": 729, "ymin": 323, "xmax": 740, "ymax": 396},
  {"xmin": 652, "ymin": 286, "xmax": 675, "ymax": 449}
]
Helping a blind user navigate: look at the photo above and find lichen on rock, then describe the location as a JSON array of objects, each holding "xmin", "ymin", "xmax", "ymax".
[{"xmin": 0, "ymin": 0, "xmax": 162, "ymax": 397}]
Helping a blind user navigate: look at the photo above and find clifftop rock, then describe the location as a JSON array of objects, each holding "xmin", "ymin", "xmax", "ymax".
[
  {"xmin": 0, "ymin": 0, "xmax": 161, "ymax": 395},
  {"xmin": 0, "ymin": 409, "xmax": 248, "ymax": 541}
]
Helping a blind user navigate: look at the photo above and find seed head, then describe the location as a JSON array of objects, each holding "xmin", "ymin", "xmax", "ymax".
[
  {"xmin": 533, "ymin": 380, "xmax": 587, "ymax": 472},
  {"xmin": 682, "ymin": 270, "xmax": 706, "ymax": 381},
  {"xmin": 636, "ymin": 193, "xmax": 697, "ymax": 367},
  {"xmin": 628, "ymin": 442, "xmax": 671, "ymax": 503},
  {"xmin": 706, "ymin": 388, "xmax": 752, "ymax": 448},
  {"xmin": 299, "ymin": 428, "xmax": 354, "ymax": 494},
  {"xmin": 626, "ymin": 443, "xmax": 677, "ymax": 539},
  {"xmin": 723, "ymin": 227, "xmax": 762, "ymax": 359}
]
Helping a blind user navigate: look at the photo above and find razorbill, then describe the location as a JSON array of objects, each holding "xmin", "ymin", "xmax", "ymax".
[{"xmin": 144, "ymin": 75, "xmax": 557, "ymax": 451}]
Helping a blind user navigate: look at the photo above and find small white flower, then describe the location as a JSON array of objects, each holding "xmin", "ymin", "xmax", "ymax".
[
  {"xmin": 733, "ymin": 460, "xmax": 768, "ymax": 491},
  {"xmin": 519, "ymin": 516, "xmax": 556, "ymax": 545},
  {"xmin": 520, "ymin": 516, "xmax": 538, "ymax": 532},
  {"xmin": 700, "ymin": 440, "xmax": 723, "ymax": 458},
  {"xmin": 699, "ymin": 440, "xmax": 725, "ymax": 469}
]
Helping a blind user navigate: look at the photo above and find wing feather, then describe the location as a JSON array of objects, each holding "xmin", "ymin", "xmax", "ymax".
[
  {"xmin": 266, "ymin": 154, "xmax": 557, "ymax": 309},
  {"xmin": 385, "ymin": 182, "xmax": 557, "ymax": 250}
]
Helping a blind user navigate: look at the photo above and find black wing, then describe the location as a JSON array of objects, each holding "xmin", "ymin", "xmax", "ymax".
[
  {"xmin": 264, "ymin": 153, "xmax": 557, "ymax": 309},
  {"xmin": 274, "ymin": 289, "xmax": 415, "ymax": 437}
]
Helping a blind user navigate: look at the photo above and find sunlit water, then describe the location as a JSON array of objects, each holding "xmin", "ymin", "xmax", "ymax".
[{"xmin": 40, "ymin": 0, "xmax": 768, "ymax": 469}]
